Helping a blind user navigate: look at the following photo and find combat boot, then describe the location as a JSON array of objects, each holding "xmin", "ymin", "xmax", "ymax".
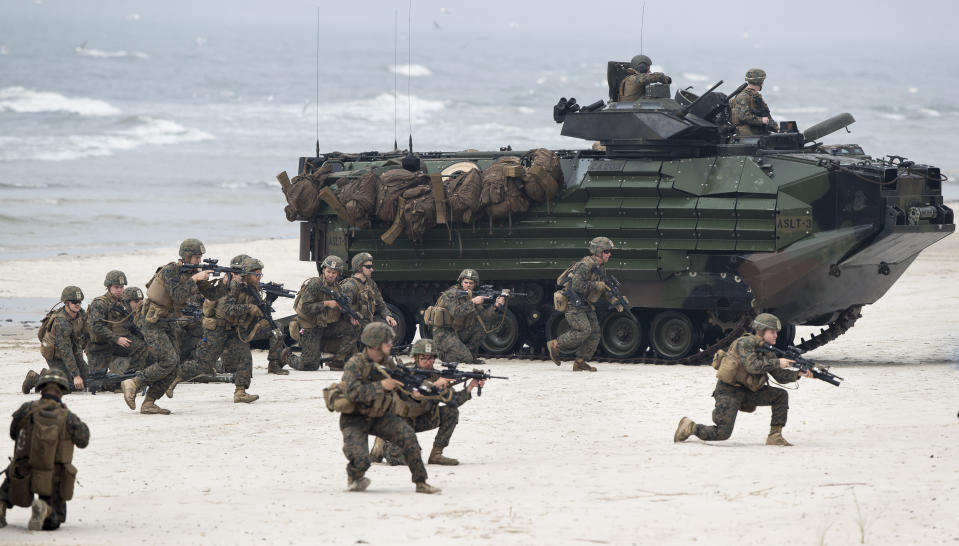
[
  {"xmin": 572, "ymin": 358, "xmax": 597, "ymax": 372},
  {"xmin": 267, "ymin": 361, "xmax": 289, "ymax": 375},
  {"xmin": 21, "ymin": 370, "xmax": 39, "ymax": 394},
  {"xmin": 471, "ymin": 358, "xmax": 486, "ymax": 365},
  {"xmin": 0, "ymin": 501, "xmax": 7, "ymax": 528},
  {"xmin": 121, "ymin": 376, "xmax": 142, "ymax": 410},
  {"xmin": 347, "ymin": 477, "xmax": 370, "ymax": 492},
  {"xmin": 673, "ymin": 416, "xmax": 697, "ymax": 442},
  {"xmin": 327, "ymin": 360, "xmax": 345, "ymax": 371},
  {"xmin": 28, "ymin": 498, "xmax": 51, "ymax": 531},
  {"xmin": 547, "ymin": 339, "xmax": 562, "ymax": 366},
  {"xmin": 370, "ymin": 437, "xmax": 385, "ymax": 463},
  {"xmin": 140, "ymin": 396, "xmax": 171, "ymax": 415},
  {"xmin": 766, "ymin": 425, "xmax": 793, "ymax": 446},
  {"xmin": 428, "ymin": 446, "xmax": 460, "ymax": 466},
  {"xmin": 165, "ymin": 375, "xmax": 183, "ymax": 398},
  {"xmin": 415, "ymin": 482, "xmax": 441, "ymax": 494},
  {"xmin": 233, "ymin": 387, "xmax": 259, "ymax": 404}
]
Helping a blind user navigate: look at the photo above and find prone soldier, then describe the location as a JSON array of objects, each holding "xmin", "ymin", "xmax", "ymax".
[
  {"xmin": 731, "ymin": 68, "xmax": 778, "ymax": 136},
  {"xmin": 425, "ymin": 269, "xmax": 506, "ymax": 364},
  {"xmin": 673, "ymin": 313, "xmax": 813, "ymax": 446},
  {"xmin": 0, "ymin": 369, "xmax": 90, "ymax": 531},
  {"xmin": 289, "ymin": 255, "xmax": 356, "ymax": 371},
  {"xmin": 22, "ymin": 286, "xmax": 90, "ymax": 394},
  {"xmin": 618, "ymin": 54, "xmax": 672, "ymax": 101},
  {"xmin": 334, "ymin": 253, "xmax": 397, "ymax": 370}
]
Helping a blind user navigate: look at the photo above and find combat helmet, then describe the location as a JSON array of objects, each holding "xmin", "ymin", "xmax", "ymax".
[
  {"xmin": 103, "ymin": 270, "xmax": 128, "ymax": 287},
  {"xmin": 457, "ymin": 269, "xmax": 480, "ymax": 284},
  {"xmin": 321, "ymin": 255, "xmax": 345, "ymax": 274},
  {"xmin": 351, "ymin": 252, "xmax": 374, "ymax": 273},
  {"xmin": 753, "ymin": 313, "xmax": 781, "ymax": 332},
  {"xmin": 230, "ymin": 254, "xmax": 251, "ymax": 268},
  {"xmin": 745, "ymin": 68, "xmax": 767, "ymax": 85},
  {"xmin": 61, "ymin": 285, "xmax": 84, "ymax": 303},
  {"xmin": 630, "ymin": 54, "xmax": 652, "ymax": 73},
  {"xmin": 122, "ymin": 286, "xmax": 144, "ymax": 302},
  {"xmin": 36, "ymin": 369, "xmax": 70, "ymax": 394},
  {"xmin": 411, "ymin": 338, "xmax": 438, "ymax": 357},
  {"xmin": 588, "ymin": 236, "xmax": 614, "ymax": 255},
  {"xmin": 241, "ymin": 257, "xmax": 264, "ymax": 273},
  {"xmin": 360, "ymin": 322, "xmax": 394, "ymax": 347},
  {"xmin": 179, "ymin": 238, "xmax": 206, "ymax": 260}
]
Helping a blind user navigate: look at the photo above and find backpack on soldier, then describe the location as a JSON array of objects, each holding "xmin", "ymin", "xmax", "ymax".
[
  {"xmin": 400, "ymin": 185, "xmax": 436, "ymax": 242},
  {"xmin": 480, "ymin": 156, "xmax": 530, "ymax": 222},
  {"xmin": 336, "ymin": 171, "xmax": 381, "ymax": 228},
  {"xmin": 323, "ymin": 382, "xmax": 356, "ymax": 413},
  {"xmin": 37, "ymin": 308, "xmax": 60, "ymax": 360},
  {"xmin": 443, "ymin": 167, "xmax": 484, "ymax": 224},
  {"xmin": 376, "ymin": 169, "xmax": 430, "ymax": 223},
  {"xmin": 520, "ymin": 148, "xmax": 562, "ymax": 204}
]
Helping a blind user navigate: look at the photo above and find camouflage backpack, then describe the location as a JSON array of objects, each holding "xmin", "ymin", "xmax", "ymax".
[
  {"xmin": 400, "ymin": 185, "xmax": 436, "ymax": 242},
  {"xmin": 520, "ymin": 148, "xmax": 562, "ymax": 204},
  {"xmin": 375, "ymin": 169, "xmax": 430, "ymax": 223},
  {"xmin": 284, "ymin": 163, "xmax": 334, "ymax": 220},
  {"xmin": 443, "ymin": 168, "xmax": 484, "ymax": 224},
  {"xmin": 336, "ymin": 171, "xmax": 381, "ymax": 228},
  {"xmin": 480, "ymin": 156, "xmax": 530, "ymax": 223}
]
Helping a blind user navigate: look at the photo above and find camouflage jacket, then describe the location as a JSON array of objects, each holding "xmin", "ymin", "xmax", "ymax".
[
  {"xmin": 341, "ymin": 351, "xmax": 405, "ymax": 418},
  {"xmin": 618, "ymin": 70, "xmax": 672, "ymax": 101},
  {"xmin": 9, "ymin": 394, "xmax": 90, "ymax": 449},
  {"xmin": 339, "ymin": 274, "xmax": 389, "ymax": 323},
  {"xmin": 435, "ymin": 285, "xmax": 503, "ymax": 332},
  {"xmin": 145, "ymin": 261, "xmax": 221, "ymax": 317},
  {"xmin": 564, "ymin": 256, "xmax": 613, "ymax": 308},
  {"xmin": 48, "ymin": 309, "xmax": 89, "ymax": 378},
  {"xmin": 86, "ymin": 292, "xmax": 126, "ymax": 346},
  {"xmin": 213, "ymin": 279, "xmax": 262, "ymax": 330},
  {"xmin": 294, "ymin": 276, "xmax": 342, "ymax": 328},
  {"xmin": 730, "ymin": 88, "xmax": 777, "ymax": 135},
  {"xmin": 401, "ymin": 372, "xmax": 472, "ymax": 420},
  {"xmin": 724, "ymin": 334, "xmax": 799, "ymax": 389}
]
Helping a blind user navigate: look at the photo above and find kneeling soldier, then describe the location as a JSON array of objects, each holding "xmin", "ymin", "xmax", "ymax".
[
  {"xmin": 429, "ymin": 269, "xmax": 506, "ymax": 364},
  {"xmin": 0, "ymin": 369, "xmax": 90, "ymax": 531},
  {"xmin": 23, "ymin": 286, "xmax": 90, "ymax": 394},
  {"xmin": 338, "ymin": 323, "xmax": 440, "ymax": 494},
  {"xmin": 673, "ymin": 313, "xmax": 813, "ymax": 446},
  {"xmin": 290, "ymin": 255, "xmax": 355, "ymax": 370}
]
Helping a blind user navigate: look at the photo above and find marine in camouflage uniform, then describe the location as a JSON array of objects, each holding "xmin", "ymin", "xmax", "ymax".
[
  {"xmin": 731, "ymin": 68, "xmax": 778, "ymax": 136},
  {"xmin": 120, "ymin": 238, "xmax": 224, "ymax": 415},
  {"xmin": 0, "ymin": 369, "xmax": 90, "ymax": 531},
  {"xmin": 289, "ymin": 255, "xmax": 354, "ymax": 371},
  {"xmin": 430, "ymin": 269, "xmax": 506, "ymax": 364},
  {"xmin": 674, "ymin": 313, "xmax": 813, "ymax": 446},
  {"xmin": 548, "ymin": 237, "xmax": 625, "ymax": 372},
  {"xmin": 85, "ymin": 270, "xmax": 148, "ymax": 374},
  {"xmin": 618, "ymin": 54, "xmax": 672, "ymax": 101},
  {"xmin": 374, "ymin": 338, "xmax": 481, "ymax": 467},
  {"xmin": 30, "ymin": 287, "xmax": 90, "ymax": 391},
  {"xmin": 335, "ymin": 252, "xmax": 397, "ymax": 370},
  {"xmin": 339, "ymin": 323, "xmax": 440, "ymax": 494},
  {"xmin": 106, "ymin": 286, "xmax": 151, "ymax": 373}
]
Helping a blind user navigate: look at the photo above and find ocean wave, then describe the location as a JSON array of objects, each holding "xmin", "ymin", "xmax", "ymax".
[
  {"xmin": 389, "ymin": 64, "xmax": 431, "ymax": 77},
  {"xmin": 75, "ymin": 45, "xmax": 149, "ymax": 59},
  {"xmin": 0, "ymin": 116, "xmax": 213, "ymax": 161},
  {"xmin": 218, "ymin": 179, "xmax": 275, "ymax": 189},
  {"xmin": 313, "ymin": 93, "xmax": 445, "ymax": 124},
  {"xmin": 0, "ymin": 86, "xmax": 120, "ymax": 116}
]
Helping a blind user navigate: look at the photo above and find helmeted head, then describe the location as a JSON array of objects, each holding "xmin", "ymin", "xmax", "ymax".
[
  {"xmin": 103, "ymin": 270, "xmax": 127, "ymax": 287},
  {"xmin": 588, "ymin": 236, "xmax": 614, "ymax": 255},
  {"xmin": 36, "ymin": 368, "xmax": 70, "ymax": 394},
  {"xmin": 351, "ymin": 252, "xmax": 374, "ymax": 273},
  {"xmin": 752, "ymin": 313, "xmax": 781, "ymax": 332},
  {"xmin": 360, "ymin": 322, "xmax": 395, "ymax": 347},
  {"xmin": 630, "ymin": 54, "xmax": 652, "ymax": 73},
  {"xmin": 61, "ymin": 285, "xmax": 84, "ymax": 303},
  {"xmin": 457, "ymin": 269, "xmax": 480, "ymax": 284},
  {"xmin": 321, "ymin": 255, "xmax": 345, "ymax": 274},
  {"xmin": 230, "ymin": 254, "xmax": 251, "ymax": 268},
  {"xmin": 411, "ymin": 338, "xmax": 438, "ymax": 358},
  {"xmin": 122, "ymin": 286, "xmax": 144, "ymax": 302},
  {"xmin": 178, "ymin": 238, "xmax": 206, "ymax": 260},
  {"xmin": 240, "ymin": 257, "xmax": 264, "ymax": 273},
  {"xmin": 745, "ymin": 68, "xmax": 767, "ymax": 85}
]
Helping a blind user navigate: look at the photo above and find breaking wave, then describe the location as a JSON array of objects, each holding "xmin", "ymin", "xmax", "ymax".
[
  {"xmin": 314, "ymin": 93, "xmax": 445, "ymax": 124},
  {"xmin": 389, "ymin": 64, "xmax": 432, "ymax": 77},
  {"xmin": 0, "ymin": 86, "xmax": 121, "ymax": 116}
]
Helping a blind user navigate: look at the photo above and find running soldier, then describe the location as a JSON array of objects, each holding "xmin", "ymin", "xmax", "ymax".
[
  {"xmin": 289, "ymin": 255, "xmax": 356, "ymax": 371},
  {"xmin": 673, "ymin": 313, "xmax": 813, "ymax": 446},
  {"xmin": 0, "ymin": 369, "xmax": 90, "ymax": 531},
  {"xmin": 335, "ymin": 253, "xmax": 397, "ymax": 370},
  {"xmin": 427, "ymin": 269, "xmax": 506, "ymax": 364},
  {"xmin": 547, "ymin": 237, "xmax": 626, "ymax": 371}
]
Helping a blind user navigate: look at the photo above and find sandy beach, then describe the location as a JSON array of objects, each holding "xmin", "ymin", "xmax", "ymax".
[{"xmin": 0, "ymin": 230, "xmax": 957, "ymax": 545}]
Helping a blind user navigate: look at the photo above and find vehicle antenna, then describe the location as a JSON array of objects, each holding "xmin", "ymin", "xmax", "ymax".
[
  {"xmin": 315, "ymin": 6, "xmax": 320, "ymax": 158},
  {"xmin": 641, "ymin": 0, "xmax": 646, "ymax": 55},
  {"xmin": 393, "ymin": 9, "xmax": 398, "ymax": 151},
  {"xmin": 402, "ymin": 0, "xmax": 420, "ymax": 171}
]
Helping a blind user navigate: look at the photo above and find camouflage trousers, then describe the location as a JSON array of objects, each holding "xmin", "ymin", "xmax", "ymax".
[
  {"xmin": 180, "ymin": 325, "xmax": 253, "ymax": 389},
  {"xmin": 175, "ymin": 320, "xmax": 204, "ymax": 362},
  {"xmin": 694, "ymin": 381, "xmax": 790, "ymax": 441},
  {"xmin": 0, "ymin": 471, "xmax": 68, "ymax": 530},
  {"xmin": 384, "ymin": 405, "xmax": 459, "ymax": 466},
  {"xmin": 556, "ymin": 306, "xmax": 600, "ymax": 359},
  {"xmin": 293, "ymin": 320, "xmax": 354, "ymax": 371},
  {"xmin": 339, "ymin": 412, "xmax": 427, "ymax": 484},
  {"xmin": 86, "ymin": 338, "xmax": 152, "ymax": 374},
  {"xmin": 42, "ymin": 358, "xmax": 89, "ymax": 384},
  {"xmin": 137, "ymin": 321, "xmax": 180, "ymax": 400},
  {"xmin": 434, "ymin": 325, "xmax": 485, "ymax": 363}
]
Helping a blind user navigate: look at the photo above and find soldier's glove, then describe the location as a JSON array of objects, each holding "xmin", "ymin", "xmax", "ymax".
[
  {"xmin": 593, "ymin": 281, "xmax": 608, "ymax": 293},
  {"xmin": 615, "ymin": 304, "xmax": 625, "ymax": 313},
  {"xmin": 248, "ymin": 305, "xmax": 264, "ymax": 318}
]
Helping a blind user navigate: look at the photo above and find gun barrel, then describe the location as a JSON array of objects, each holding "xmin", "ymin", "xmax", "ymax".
[
  {"xmin": 803, "ymin": 112, "xmax": 856, "ymax": 143},
  {"xmin": 680, "ymin": 80, "xmax": 724, "ymax": 117}
]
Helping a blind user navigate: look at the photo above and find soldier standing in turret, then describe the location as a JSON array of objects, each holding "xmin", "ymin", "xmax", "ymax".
[
  {"xmin": 547, "ymin": 237, "xmax": 626, "ymax": 372},
  {"xmin": 731, "ymin": 68, "xmax": 778, "ymax": 136},
  {"xmin": 335, "ymin": 253, "xmax": 397, "ymax": 370},
  {"xmin": 618, "ymin": 55, "xmax": 672, "ymax": 101},
  {"xmin": 427, "ymin": 269, "xmax": 506, "ymax": 364},
  {"xmin": 673, "ymin": 313, "xmax": 813, "ymax": 446}
]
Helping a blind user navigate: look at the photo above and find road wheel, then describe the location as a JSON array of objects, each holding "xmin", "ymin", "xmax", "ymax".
[
  {"xmin": 600, "ymin": 312, "xmax": 643, "ymax": 358},
  {"xmin": 386, "ymin": 303, "xmax": 413, "ymax": 345},
  {"xmin": 481, "ymin": 308, "xmax": 522, "ymax": 355},
  {"xmin": 650, "ymin": 311, "xmax": 699, "ymax": 359}
]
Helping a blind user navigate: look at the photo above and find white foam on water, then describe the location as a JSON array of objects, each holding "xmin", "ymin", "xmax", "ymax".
[
  {"xmin": 0, "ymin": 86, "xmax": 121, "ymax": 116},
  {"xmin": 682, "ymin": 73, "xmax": 709, "ymax": 82},
  {"xmin": 315, "ymin": 93, "xmax": 445, "ymax": 124},
  {"xmin": 918, "ymin": 108, "xmax": 941, "ymax": 117},
  {"xmin": 75, "ymin": 46, "xmax": 149, "ymax": 59},
  {"xmin": 389, "ymin": 64, "xmax": 432, "ymax": 77}
]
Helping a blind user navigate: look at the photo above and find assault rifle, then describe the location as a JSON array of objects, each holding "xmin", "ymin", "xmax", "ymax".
[
  {"xmin": 244, "ymin": 283, "xmax": 282, "ymax": 335},
  {"xmin": 261, "ymin": 281, "xmax": 295, "ymax": 304},
  {"xmin": 86, "ymin": 369, "xmax": 138, "ymax": 395},
  {"xmin": 761, "ymin": 343, "xmax": 844, "ymax": 387},
  {"xmin": 591, "ymin": 266, "xmax": 631, "ymax": 312},
  {"xmin": 456, "ymin": 285, "xmax": 527, "ymax": 302},
  {"xmin": 317, "ymin": 287, "xmax": 364, "ymax": 324},
  {"xmin": 383, "ymin": 364, "xmax": 442, "ymax": 396},
  {"xmin": 411, "ymin": 362, "xmax": 508, "ymax": 396},
  {"xmin": 181, "ymin": 301, "xmax": 203, "ymax": 319},
  {"xmin": 110, "ymin": 303, "xmax": 143, "ymax": 338},
  {"xmin": 180, "ymin": 258, "xmax": 249, "ymax": 279}
]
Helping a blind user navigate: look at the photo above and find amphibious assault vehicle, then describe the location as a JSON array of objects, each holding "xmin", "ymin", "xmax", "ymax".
[{"xmin": 278, "ymin": 74, "xmax": 953, "ymax": 364}]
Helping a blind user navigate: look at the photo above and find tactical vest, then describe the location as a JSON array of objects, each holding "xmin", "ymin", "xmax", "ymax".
[
  {"xmin": 714, "ymin": 334, "xmax": 770, "ymax": 392},
  {"xmin": 352, "ymin": 356, "xmax": 398, "ymax": 418},
  {"xmin": 341, "ymin": 276, "xmax": 378, "ymax": 322},
  {"xmin": 294, "ymin": 277, "xmax": 341, "ymax": 328},
  {"xmin": 88, "ymin": 293, "xmax": 126, "ymax": 344},
  {"xmin": 7, "ymin": 399, "xmax": 77, "ymax": 506},
  {"xmin": 145, "ymin": 262, "xmax": 177, "ymax": 309}
]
